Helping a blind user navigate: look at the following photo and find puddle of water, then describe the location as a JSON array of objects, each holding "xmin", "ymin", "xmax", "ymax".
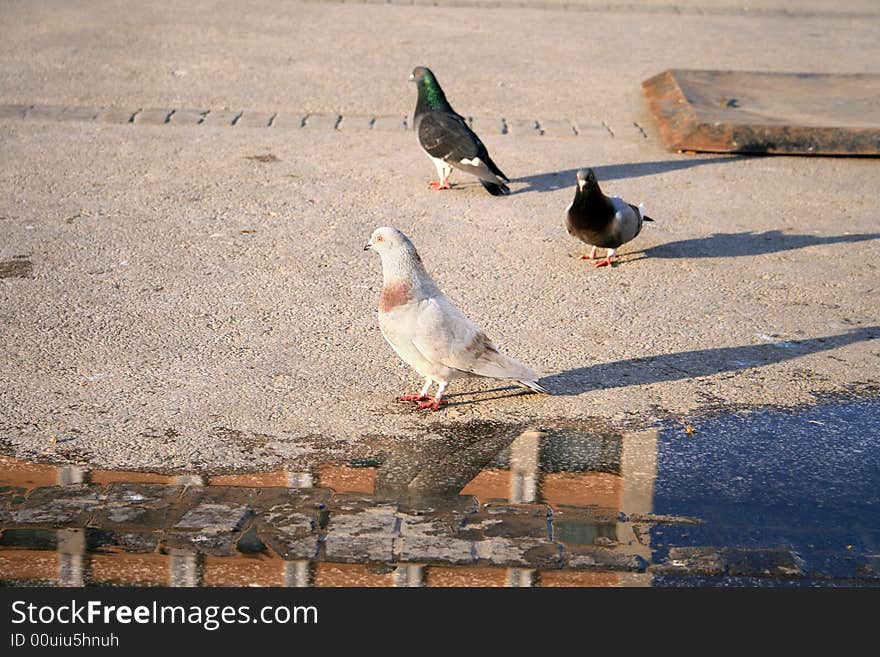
[
  {"xmin": 651, "ymin": 397, "xmax": 880, "ymax": 585},
  {"xmin": 0, "ymin": 396, "xmax": 877, "ymax": 586}
]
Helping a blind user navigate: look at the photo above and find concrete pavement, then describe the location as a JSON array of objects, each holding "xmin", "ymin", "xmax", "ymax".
[{"xmin": 0, "ymin": 0, "xmax": 878, "ymax": 472}]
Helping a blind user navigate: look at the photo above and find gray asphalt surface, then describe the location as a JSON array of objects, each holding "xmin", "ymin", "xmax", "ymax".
[{"xmin": 1, "ymin": 0, "xmax": 878, "ymax": 472}]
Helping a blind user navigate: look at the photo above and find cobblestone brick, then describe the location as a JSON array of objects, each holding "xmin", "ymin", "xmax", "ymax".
[
  {"xmin": 323, "ymin": 534, "xmax": 395, "ymax": 562},
  {"xmin": 565, "ymin": 545, "xmax": 648, "ymax": 572},
  {"xmin": 652, "ymin": 546, "xmax": 725, "ymax": 576},
  {"xmin": 573, "ymin": 119, "xmax": 612, "ymax": 137},
  {"xmin": 133, "ymin": 108, "xmax": 173, "ymax": 124},
  {"xmin": 234, "ymin": 111, "xmax": 275, "ymax": 128},
  {"xmin": 0, "ymin": 485, "xmax": 26, "ymax": 511},
  {"xmin": 506, "ymin": 118, "xmax": 541, "ymax": 136},
  {"xmin": 460, "ymin": 512, "xmax": 549, "ymax": 541},
  {"xmin": 397, "ymin": 536, "xmax": 475, "ymax": 564},
  {"xmin": 337, "ymin": 115, "xmax": 374, "ymax": 130},
  {"xmin": 372, "ymin": 115, "xmax": 407, "ymax": 131},
  {"xmin": 469, "ymin": 116, "xmax": 505, "ymax": 135},
  {"xmin": 322, "ymin": 507, "xmax": 398, "ymax": 562},
  {"xmin": 163, "ymin": 529, "xmax": 237, "ymax": 556},
  {"xmin": 272, "ymin": 113, "xmax": 307, "ymax": 129},
  {"xmin": 254, "ymin": 500, "xmax": 321, "ymax": 559},
  {"xmin": 96, "ymin": 108, "xmax": 137, "ymax": 123},
  {"xmin": 474, "ymin": 537, "xmax": 556, "ymax": 566},
  {"xmin": 256, "ymin": 520, "xmax": 320, "ymax": 560},
  {"xmin": 24, "ymin": 105, "xmax": 66, "ymax": 120},
  {"xmin": 0, "ymin": 104, "xmax": 28, "ymax": 120},
  {"xmin": 0, "ymin": 528, "xmax": 58, "ymax": 550},
  {"xmin": 13, "ymin": 485, "xmax": 103, "ymax": 526},
  {"xmin": 168, "ymin": 109, "xmax": 208, "ymax": 125},
  {"xmin": 174, "ymin": 503, "xmax": 251, "ymax": 532},
  {"xmin": 607, "ymin": 120, "xmax": 651, "ymax": 140},
  {"xmin": 102, "ymin": 531, "xmax": 160, "ymax": 553},
  {"xmin": 59, "ymin": 106, "xmax": 101, "ymax": 121},
  {"xmin": 201, "ymin": 110, "xmax": 241, "ymax": 126},
  {"xmin": 725, "ymin": 548, "xmax": 804, "ymax": 578},
  {"xmin": 92, "ymin": 483, "xmax": 182, "ymax": 528},
  {"xmin": 303, "ymin": 113, "xmax": 339, "ymax": 130},
  {"xmin": 539, "ymin": 119, "xmax": 575, "ymax": 137}
]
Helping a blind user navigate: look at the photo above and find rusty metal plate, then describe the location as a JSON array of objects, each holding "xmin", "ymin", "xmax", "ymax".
[{"xmin": 642, "ymin": 69, "xmax": 880, "ymax": 155}]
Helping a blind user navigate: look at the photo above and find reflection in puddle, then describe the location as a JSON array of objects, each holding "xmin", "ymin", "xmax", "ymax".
[{"xmin": 1, "ymin": 396, "xmax": 878, "ymax": 586}]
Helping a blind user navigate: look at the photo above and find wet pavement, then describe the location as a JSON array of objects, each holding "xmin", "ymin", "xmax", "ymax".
[{"xmin": 0, "ymin": 395, "xmax": 877, "ymax": 587}]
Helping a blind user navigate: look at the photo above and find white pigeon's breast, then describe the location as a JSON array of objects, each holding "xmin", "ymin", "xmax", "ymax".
[
  {"xmin": 378, "ymin": 302, "xmax": 434, "ymax": 375},
  {"xmin": 378, "ymin": 300, "xmax": 462, "ymax": 383}
]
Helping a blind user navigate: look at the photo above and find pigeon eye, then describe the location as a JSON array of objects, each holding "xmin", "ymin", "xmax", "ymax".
[{"xmin": 376, "ymin": 235, "xmax": 383, "ymax": 242}]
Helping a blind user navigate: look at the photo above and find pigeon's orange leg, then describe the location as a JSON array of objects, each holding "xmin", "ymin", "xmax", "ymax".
[
  {"xmin": 429, "ymin": 163, "xmax": 453, "ymax": 190},
  {"xmin": 416, "ymin": 397, "xmax": 446, "ymax": 411},
  {"xmin": 593, "ymin": 248, "xmax": 616, "ymax": 267},
  {"xmin": 580, "ymin": 246, "xmax": 599, "ymax": 260},
  {"xmin": 429, "ymin": 170, "xmax": 452, "ymax": 190},
  {"xmin": 416, "ymin": 382, "xmax": 447, "ymax": 411},
  {"xmin": 398, "ymin": 379, "xmax": 432, "ymax": 403}
]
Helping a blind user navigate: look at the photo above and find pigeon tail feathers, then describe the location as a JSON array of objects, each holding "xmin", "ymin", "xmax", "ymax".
[
  {"xmin": 480, "ymin": 179, "xmax": 510, "ymax": 196},
  {"xmin": 464, "ymin": 347, "xmax": 543, "ymax": 389},
  {"xmin": 516, "ymin": 379, "xmax": 550, "ymax": 395}
]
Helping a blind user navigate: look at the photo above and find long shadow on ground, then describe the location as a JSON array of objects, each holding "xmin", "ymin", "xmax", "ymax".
[
  {"xmin": 642, "ymin": 230, "xmax": 880, "ymax": 259},
  {"xmin": 542, "ymin": 326, "xmax": 879, "ymax": 396},
  {"xmin": 513, "ymin": 155, "xmax": 750, "ymax": 194}
]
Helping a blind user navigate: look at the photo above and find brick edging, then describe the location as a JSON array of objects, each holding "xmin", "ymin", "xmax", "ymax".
[{"xmin": 0, "ymin": 103, "xmax": 650, "ymax": 139}]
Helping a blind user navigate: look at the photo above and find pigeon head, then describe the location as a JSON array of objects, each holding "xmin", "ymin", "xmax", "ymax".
[
  {"xmin": 576, "ymin": 168, "xmax": 598, "ymax": 192},
  {"xmin": 410, "ymin": 66, "xmax": 449, "ymax": 111},
  {"xmin": 364, "ymin": 227, "xmax": 417, "ymax": 256},
  {"xmin": 409, "ymin": 66, "xmax": 434, "ymax": 84},
  {"xmin": 365, "ymin": 227, "xmax": 429, "ymax": 287}
]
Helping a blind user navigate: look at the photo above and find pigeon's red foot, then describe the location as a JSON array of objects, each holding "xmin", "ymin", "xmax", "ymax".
[
  {"xmin": 429, "ymin": 181, "xmax": 451, "ymax": 190},
  {"xmin": 397, "ymin": 394, "xmax": 430, "ymax": 402},
  {"xmin": 416, "ymin": 397, "xmax": 445, "ymax": 411},
  {"xmin": 594, "ymin": 257, "xmax": 613, "ymax": 268},
  {"xmin": 579, "ymin": 254, "xmax": 594, "ymax": 260}
]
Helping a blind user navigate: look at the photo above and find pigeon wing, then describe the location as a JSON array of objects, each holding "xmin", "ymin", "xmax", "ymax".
[
  {"xmin": 410, "ymin": 297, "xmax": 538, "ymax": 381},
  {"xmin": 611, "ymin": 197, "xmax": 647, "ymax": 243},
  {"xmin": 418, "ymin": 112, "xmax": 508, "ymax": 182}
]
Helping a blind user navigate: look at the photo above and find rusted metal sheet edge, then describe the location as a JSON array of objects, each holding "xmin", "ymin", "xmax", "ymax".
[
  {"xmin": 642, "ymin": 69, "xmax": 880, "ymax": 156},
  {"xmin": 642, "ymin": 69, "xmax": 700, "ymax": 153},
  {"xmin": 685, "ymin": 124, "xmax": 880, "ymax": 155}
]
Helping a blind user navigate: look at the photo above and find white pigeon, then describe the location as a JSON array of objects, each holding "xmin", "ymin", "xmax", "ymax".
[{"xmin": 364, "ymin": 227, "xmax": 548, "ymax": 411}]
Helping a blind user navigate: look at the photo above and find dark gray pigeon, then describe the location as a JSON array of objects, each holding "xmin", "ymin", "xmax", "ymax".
[
  {"xmin": 566, "ymin": 168, "xmax": 654, "ymax": 267},
  {"xmin": 410, "ymin": 66, "xmax": 510, "ymax": 196}
]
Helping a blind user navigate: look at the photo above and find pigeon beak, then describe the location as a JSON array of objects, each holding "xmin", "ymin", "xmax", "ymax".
[
  {"xmin": 363, "ymin": 241, "xmax": 373, "ymax": 251},
  {"xmin": 409, "ymin": 73, "xmax": 415, "ymax": 82},
  {"xmin": 577, "ymin": 179, "xmax": 586, "ymax": 192}
]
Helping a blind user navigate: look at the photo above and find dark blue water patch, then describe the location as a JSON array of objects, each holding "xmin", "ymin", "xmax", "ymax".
[
  {"xmin": 651, "ymin": 396, "xmax": 880, "ymax": 584},
  {"xmin": 652, "ymin": 575, "xmax": 877, "ymax": 588}
]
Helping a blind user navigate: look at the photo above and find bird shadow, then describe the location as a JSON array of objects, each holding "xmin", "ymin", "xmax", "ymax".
[
  {"xmin": 512, "ymin": 155, "xmax": 751, "ymax": 194},
  {"xmin": 540, "ymin": 326, "xmax": 879, "ymax": 396},
  {"xmin": 642, "ymin": 230, "xmax": 880, "ymax": 259},
  {"xmin": 443, "ymin": 385, "xmax": 532, "ymax": 407}
]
